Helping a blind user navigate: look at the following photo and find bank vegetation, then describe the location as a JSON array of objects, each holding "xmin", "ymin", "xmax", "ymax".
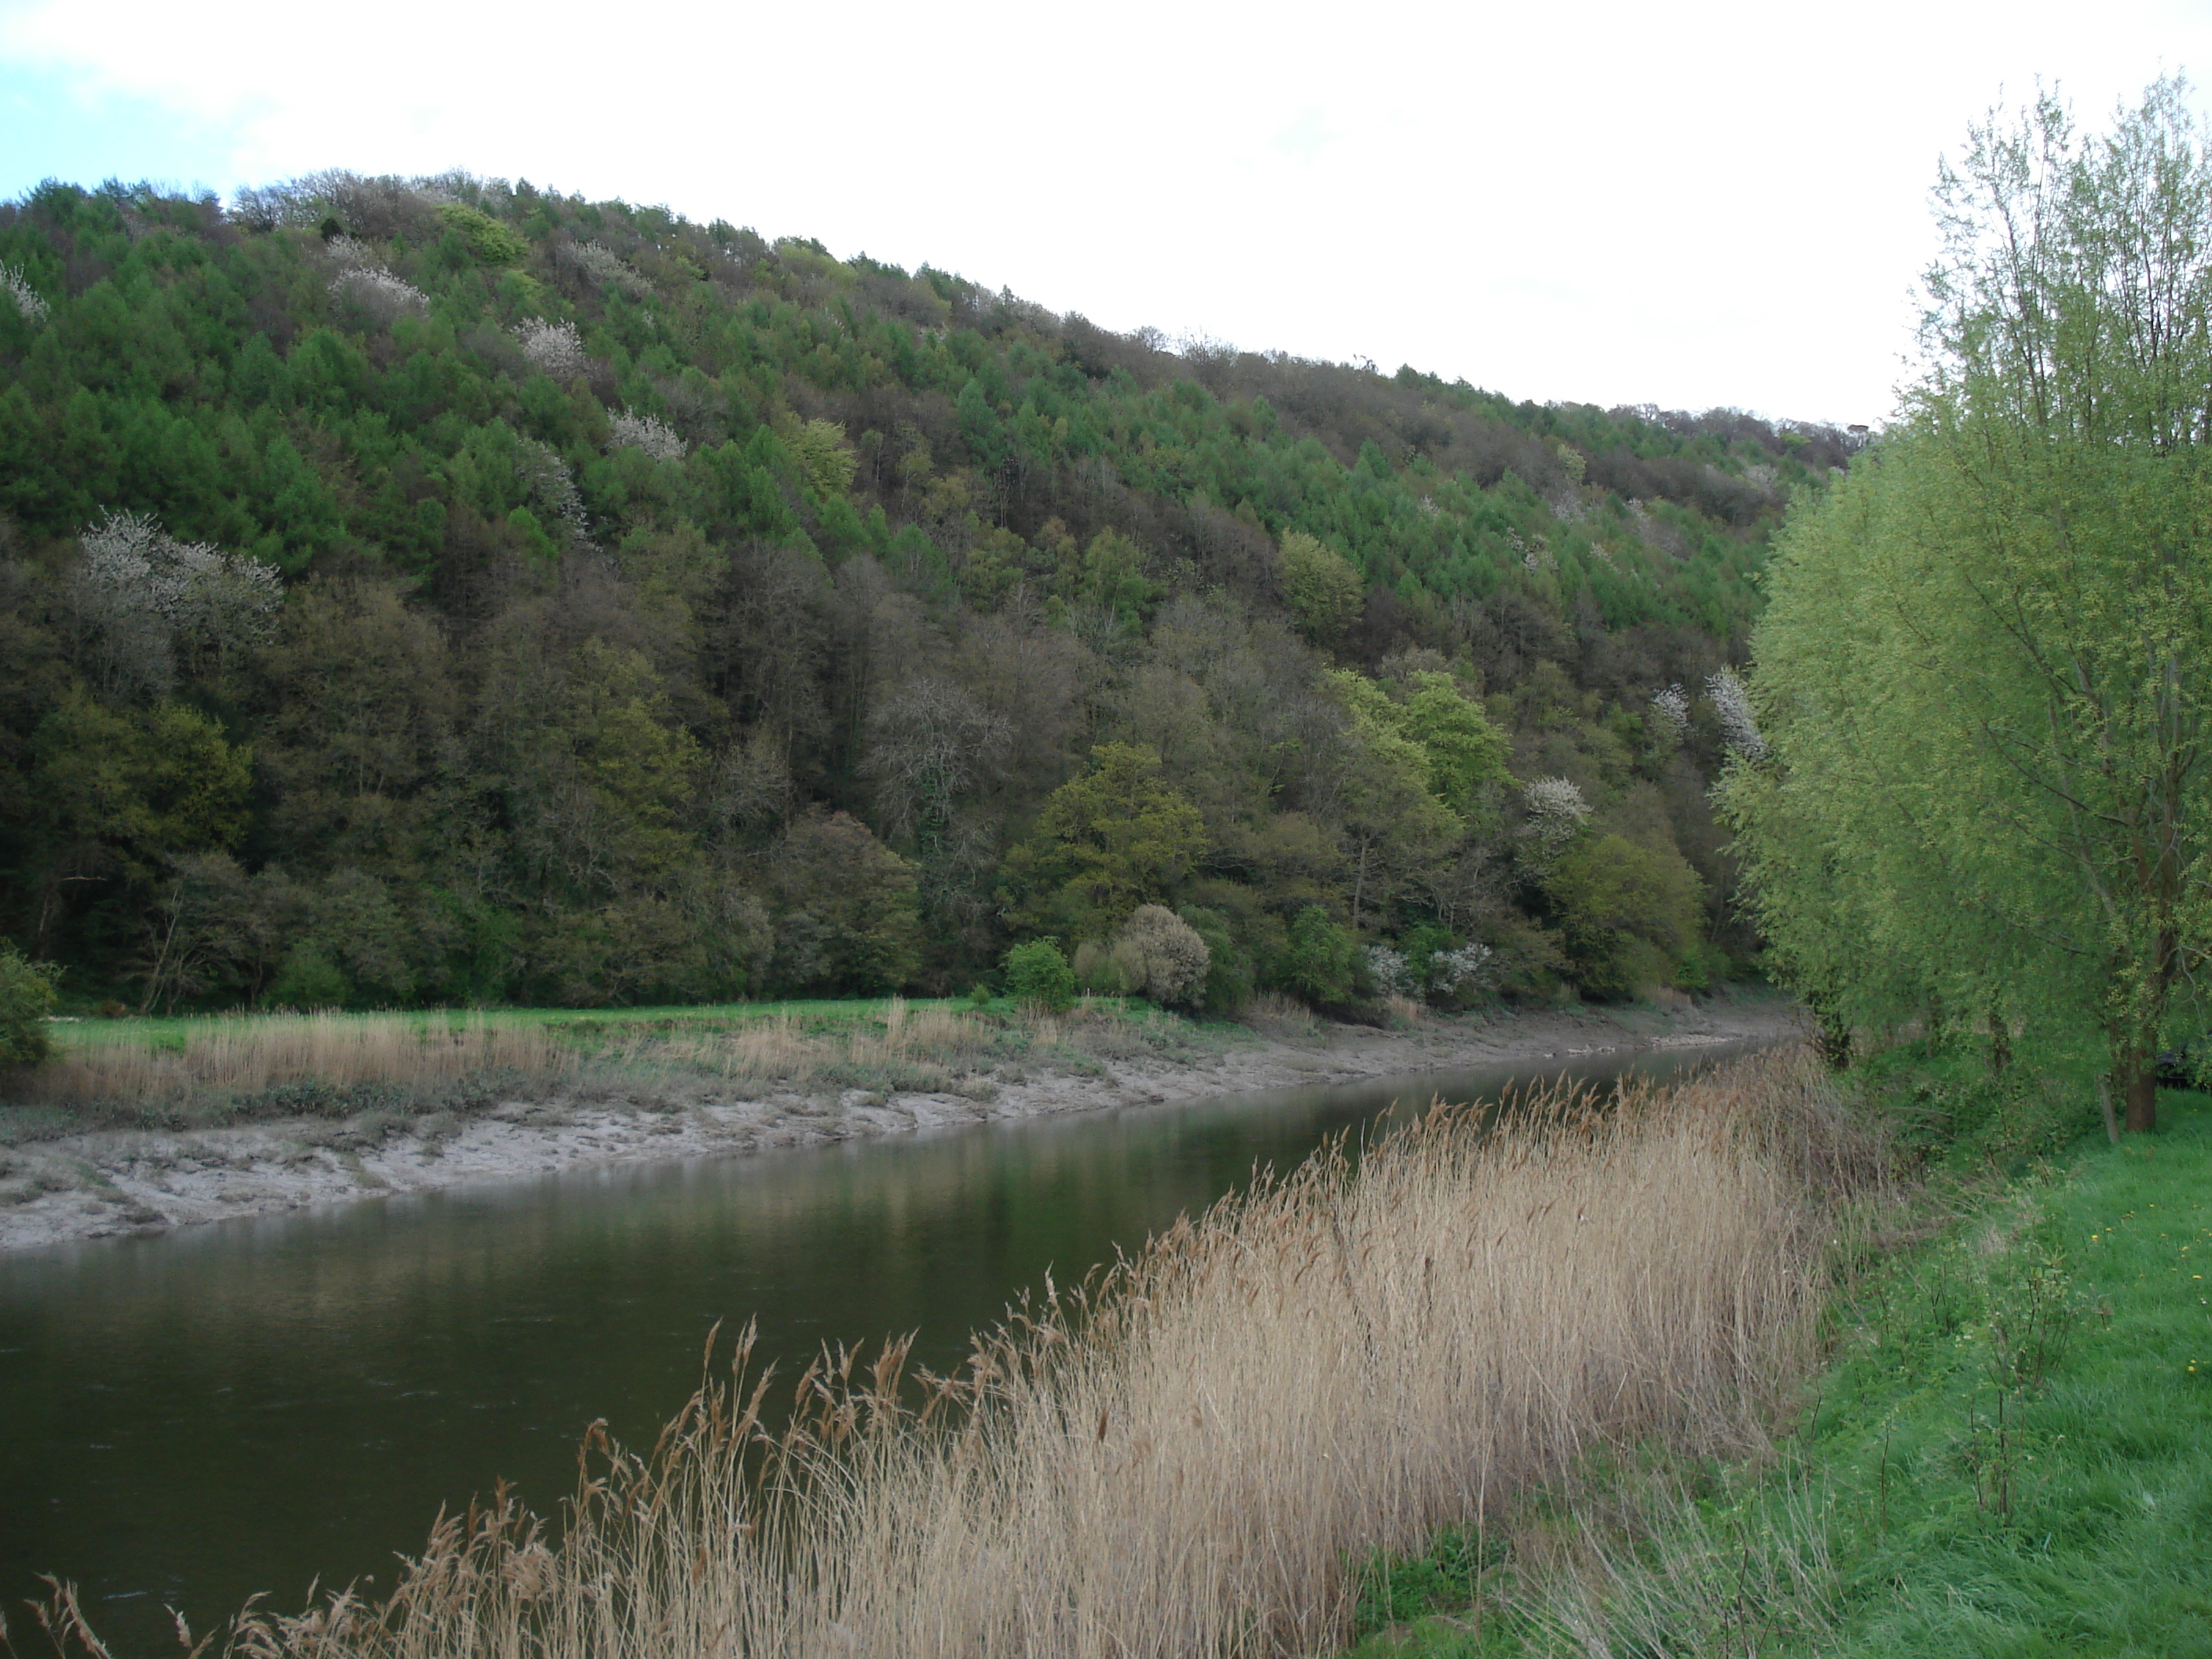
[{"xmin": 74, "ymin": 1045, "xmax": 1883, "ymax": 1659}]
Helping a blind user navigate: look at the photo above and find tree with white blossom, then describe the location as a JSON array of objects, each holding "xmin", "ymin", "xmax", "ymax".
[
  {"xmin": 608, "ymin": 409, "xmax": 687, "ymax": 462},
  {"xmin": 1704, "ymin": 668, "xmax": 1765, "ymax": 760},
  {"xmin": 0, "ymin": 261, "xmax": 49, "ymax": 325},
  {"xmin": 514, "ymin": 318, "xmax": 589, "ymax": 378},
  {"xmin": 1518, "ymin": 775, "xmax": 1590, "ymax": 866},
  {"xmin": 71, "ymin": 510, "xmax": 283, "ymax": 696}
]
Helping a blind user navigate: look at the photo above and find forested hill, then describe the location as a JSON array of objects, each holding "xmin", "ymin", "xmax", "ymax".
[{"xmin": 0, "ymin": 171, "xmax": 1856, "ymax": 1013}]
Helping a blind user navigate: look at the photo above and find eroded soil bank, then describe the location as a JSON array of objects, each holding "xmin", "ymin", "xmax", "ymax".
[{"xmin": 0, "ymin": 996, "xmax": 1798, "ymax": 1254}]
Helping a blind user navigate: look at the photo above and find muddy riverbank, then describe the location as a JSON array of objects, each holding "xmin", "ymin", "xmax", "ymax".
[{"xmin": 0, "ymin": 994, "xmax": 1800, "ymax": 1253}]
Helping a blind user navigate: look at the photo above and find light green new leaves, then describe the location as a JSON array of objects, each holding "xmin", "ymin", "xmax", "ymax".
[{"xmin": 1723, "ymin": 82, "xmax": 2212, "ymax": 1105}]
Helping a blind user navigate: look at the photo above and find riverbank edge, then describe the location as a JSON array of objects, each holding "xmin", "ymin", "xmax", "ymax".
[
  {"xmin": 1334, "ymin": 1062, "xmax": 2212, "ymax": 1657},
  {"xmin": 0, "ymin": 994, "xmax": 1801, "ymax": 1255}
]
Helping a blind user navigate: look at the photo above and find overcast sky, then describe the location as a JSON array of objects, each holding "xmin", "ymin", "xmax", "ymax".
[{"xmin": 3, "ymin": 0, "xmax": 2207, "ymax": 427}]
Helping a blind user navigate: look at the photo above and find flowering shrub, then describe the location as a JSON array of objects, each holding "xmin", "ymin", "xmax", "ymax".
[
  {"xmin": 328, "ymin": 264, "xmax": 429, "ymax": 320},
  {"xmin": 608, "ymin": 409, "xmax": 687, "ymax": 462},
  {"xmin": 514, "ymin": 440, "xmax": 594, "ymax": 551},
  {"xmin": 1427, "ymin": 941, "xmax": 1496, "ymax": 999},
  {"xmin": 1705, "ymin": 668, "xmax": 1767, "ymax": 759},
  {"xmin": 1520, "ymin": 775, "xmax": 1590, "ymax": 862},
  {"xmin": 1364, "ymin": 944, "xmax": 1415, "ymax": 1000},
  {"xmin": 1112, "ymin": 904, "xmax": 1212, "ymax": 1008},
  {"xmin": 0, "ymin": 262, "xmax": 48, "ymax": 325},
  {"xmin": 74, "ymin": 510, "xmax": 282, "ymax": 694},
  {"xmin": 1650, "ymin": 683, "xmax": 1690, "ymax": 737},
  {"xmin": 513, "ymin": 319, "xmax": 589, "ymax": 378},
  {"xmin": 560, "ymin": 240, "xmax": 651, "ymax": 298}
]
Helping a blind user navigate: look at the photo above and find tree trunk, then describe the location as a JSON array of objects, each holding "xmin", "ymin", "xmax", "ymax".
[
  {"xmin": 2112, "ymin": 1032, "xmax": 2159, "ymax": 1134},
  {"xmin": 2124, "ymin": 1060, "xmax": 2158, "ymax": 1134},
  {"xmin": 2105, "ymin": 1021, "xmax": 2159, "ymax": 1141}
]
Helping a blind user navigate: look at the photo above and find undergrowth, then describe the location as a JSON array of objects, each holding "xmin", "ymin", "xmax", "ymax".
[{"xmin": 1336, "ymin": 1050, "xmax": 2212, "ymax": 1659}]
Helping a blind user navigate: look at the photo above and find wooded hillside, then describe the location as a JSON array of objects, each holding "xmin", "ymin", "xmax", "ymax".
[{"xmin": 0, "ymin": 172, "xmax": 1855, "ymax": 1012}]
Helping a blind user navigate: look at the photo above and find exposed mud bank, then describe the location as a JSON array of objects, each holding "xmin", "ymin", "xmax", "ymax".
[{"xmin": 0, "ymin": 997, "xmax": 1800, "ymax": 1254}]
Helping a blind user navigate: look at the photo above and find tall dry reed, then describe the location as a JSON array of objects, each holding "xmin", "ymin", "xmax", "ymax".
[
  {"xmin": 205, "ymin": 1046, "xmax": 1859, "ymax": 1659},
  {"xmin": 630, "ymin": 999, "xmax": 994, "ymax": 1092},
  {"xmin": 26, "ymin": 1015, "xmax": 573, "ymax": 1111}
]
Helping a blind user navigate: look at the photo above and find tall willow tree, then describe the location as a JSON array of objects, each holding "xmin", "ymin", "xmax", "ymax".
[{"xmin": 1724, "ymin": 79, "xmax": 2212, "ymax": 1130}]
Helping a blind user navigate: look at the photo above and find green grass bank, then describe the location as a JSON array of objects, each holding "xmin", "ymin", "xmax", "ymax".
[{"xmin": 1339, "ymin": 1055, "xmax": 2212, "ymax": 1658}]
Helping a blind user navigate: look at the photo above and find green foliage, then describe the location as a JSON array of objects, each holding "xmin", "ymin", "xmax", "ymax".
[
  {"xmin": 0, "ymin": 168, "xmax": 1815, "ymax": 1012},
  {"xmin": 1544, "ymin": 833, "xmax": 1705, "ymax": 1000},
  {"xmin": 0, "ymin": 942, "xmax": 58, "ymax": 1064},
  {"xmin": 1007, "ymin": 745, "xmax": 1207, "ymax": 931},
  {"xmin": 1178, "ymin": 904, "xmax": 1255, "ymax": 1015},
  {"xmin": 1856, "ymin": 1038, "xmax": 2094, "ymax": 1174},
  {"xmin": 784, "ymin": 417, "xmax": 857, "ymax": 496},
  {"xmin": 1350, "ymin": 1525, "xmax": 1500, "ymax": 1641},
  {"xmin": 27, "ymin": 696, "xmax": 254, "ymax": 905},
  {"xmin": 1279, "ymin": 529, "xmax": 1364, "ymax": 643},
  {"xmin": 765, "ymin": 813, "xmax": 921, "ymax": 994},
  {"xmin": 434, "ymin": 203, "xmax": 526, "ymax": 266},
  {"xmin": 266, "ymin": 939, "xmax": 350, "ymax": 1010},
  {"xmin": 1723, "ymin": 80, "xmax": 2212, "ymax": 1127},
  {"xmin": 1002, "ymin": 938, "xmax": 1075, "ymax": 1012},
  {"xmin": 1285, "ymin": 905, "xmax": 1359, "ymax": 1004},
  {"xmin": 1399, "ymin": 672, "xmax": 1510, "ymax": 817}
]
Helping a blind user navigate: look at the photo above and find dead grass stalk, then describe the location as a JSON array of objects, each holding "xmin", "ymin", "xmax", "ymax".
[{"xmin": 23, "ymin": 1015, "xmax": 573, "ymax": 1111}]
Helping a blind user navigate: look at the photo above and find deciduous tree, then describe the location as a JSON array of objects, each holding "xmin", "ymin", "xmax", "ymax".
[{"xmin": 1723, "ymin": 79, "xmax": 2212, "ymax": 1130}]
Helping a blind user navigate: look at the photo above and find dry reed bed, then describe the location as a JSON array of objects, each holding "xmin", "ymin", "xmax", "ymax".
[
  {"xmin": 631, "ymin": 997, "xmax": 995, "ymax": 1090},
  {"xmin": 620, "ymin": 996, "xmax": 1191, "ymax": 1095},
  {"xmin": 24, "ymin": 1014, "xmax": 574, "ymax": 1109},
  {"xmin": 208, "ymin": 1045, "xmax": 1870, "ymax": 1659},
  {"xmin": 13, "ymin": 999, "xmax": 1188, "ymax": 1123}
]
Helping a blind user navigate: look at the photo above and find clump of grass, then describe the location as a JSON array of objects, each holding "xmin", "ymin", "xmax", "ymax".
[
  {"xmin": 10, "ymin": 1013, "xmax": 574, "ymax": 1126},
  {"xmin": 1244, "ymin": 989, "xmax": 1324, "ymax": 1038},
  {"xmin": 612, "ymin": 996, "xmax": 1213, "ymax": 1098},
  {"xmin": 625, "ymin": 996, "xmax": 1005, "ymax": 1095},
  {"xmin": 176, "ymin": 1046, "xmax": 1855, "ymax": 1659}
]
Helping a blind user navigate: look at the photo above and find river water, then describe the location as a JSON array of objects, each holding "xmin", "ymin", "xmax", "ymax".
[{"xmin": 1, "ymin": 1045, "xmax": 1745, "ymax": 1653}]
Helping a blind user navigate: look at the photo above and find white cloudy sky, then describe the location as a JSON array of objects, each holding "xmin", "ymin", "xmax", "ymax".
[{"xmin": 3, "ymin": 0, "xmax": 2207, "ymax": 425}]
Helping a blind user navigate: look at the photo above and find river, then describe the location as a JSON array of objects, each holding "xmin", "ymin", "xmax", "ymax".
[{"xmin": 0, "ymin": 1044, "xmax": 1745, "ymax": 1654}]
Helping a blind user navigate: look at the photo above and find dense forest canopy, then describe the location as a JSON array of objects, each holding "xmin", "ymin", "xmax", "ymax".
[{"xmin": 0, "ymin": 170, "xmax": 1859, "ymax": 1013}]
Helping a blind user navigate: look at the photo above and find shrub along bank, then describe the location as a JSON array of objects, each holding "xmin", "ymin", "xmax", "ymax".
[{"xmin": 1339, "ymin": 1049, "xmax": 2212, "ymax": 1657}]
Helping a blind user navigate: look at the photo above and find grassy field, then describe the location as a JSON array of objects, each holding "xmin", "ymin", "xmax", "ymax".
[
  {"xmin": 1335, "ymin": 1057, "xmax": 2212, "ymax": 1658},
  {"xmin": 2, "ymin": 994, "xmax": 1230, "ymax": 1143}
]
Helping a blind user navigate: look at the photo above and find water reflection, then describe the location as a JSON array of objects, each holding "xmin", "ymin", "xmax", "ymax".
[{"xmin": 0, "ymin": 1046, "xmax": 1744, "ymax": 1653}]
